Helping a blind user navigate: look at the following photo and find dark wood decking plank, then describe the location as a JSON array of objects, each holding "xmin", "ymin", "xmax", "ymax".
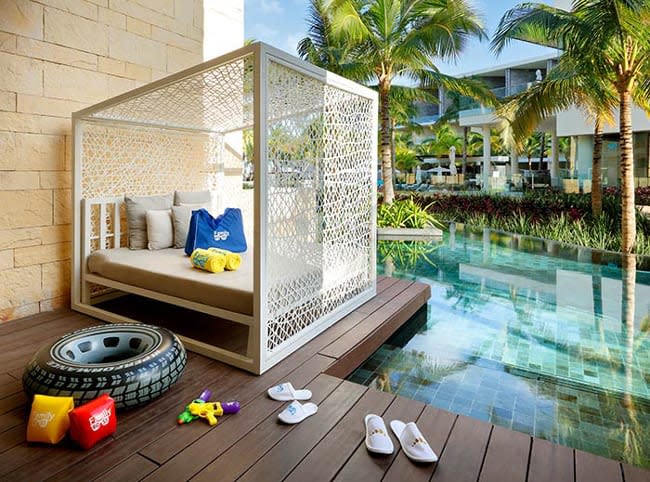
[
  {"xmin": 310, "ymin": 279, "xmax": 413, "ymax": 362},
  {"xmin": 135, "ymin": 278, "xmax": 421, "ymax": 469},
  {"xmin": 0, "ymin": 312, "xmax": 92, "ymax": 347},
  {"xmin": 0, "ymin": 379, "xmax": 22, "ymax": 400},
  {"xmin": 320, "ymin": 280, "xmax": 417, "ymax": 359},
  {"xmin": 238, "ymin": 380, "xmax": 367, "ymax": 482},
  {"xmin": 327, "ymin": 287, "xmax": 428, "ymax": 378},
  {"xmin": 284, "ymin": 388, "xmax": 395, "ymax": 482},
  {"xmin": 191, "ymin": 374, "xmax": 342, "ymax": 482},
  {"xmin": 0, "ymin": 408, "xmax": 24, "ymax": 434},
  {"xmin": 323, "ymin": 283, "xmax": 429, "ymax": 379},
  {"xmin": 2, "ymin": 353, "xmax": 218, "ymax": 480},
  {"xmin": 91, "ymin": 454, "xmax": 158, "ymax": 482},
  {"xmin": 382, "ymin": 405, "xmax": 457, "ymax": 482},
  {"xmin": 0, "ymin": 391, "xmax": 27, "ymax": 415},
  {"xmin": 0, "ymin": 309, "xmax": 78, "ymax": 340},
  {"xmin": 334, "ymin": 395, "xmax": 426, "ymax": 482},
  {"xmin": 139, "ymin": 354, "xmax": 334, "ymax": 482},
  {"xmin": 478, "ymin": 425, "xmax": 531, "ymax": 482},
  {"xmin": 527, "ymin": 438, "xmax": 574, "ymax": 482},
  {"xmin": 0, "ymin": 425, "xmax": 25, "ymax": 454},
  {"xmin": 39, "ymin": 357, "xmax": 231, "ymax": 482},
  {"xmin": 354, "ymin": 276, "xmax": 405, "ymax": 315},
  {"xmin": 575, "ymin": 450, "xmax": 623, "ymax": 482},
  {"xmin": 430, "ymin": 415, "xmax": 492, "ymax": 482},
  {"xmin": 0, "ymin": 374, "xmax": 17, "ymax": 386},
  {"xmin": 139, "ymin": 351, "xmax": 333, "ymax": 466},
  {"xmin": 622, "ymin": 464, "xmax": 650, "ymax": 482},
  {"xmin": 1, "ymin": 317, "xmax": 98, "ymax": 374}
]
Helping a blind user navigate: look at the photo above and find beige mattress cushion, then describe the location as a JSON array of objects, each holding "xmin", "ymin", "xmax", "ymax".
[{"xmin": 87, "ymin": 248, "xmax": 253, "ymax": 316}]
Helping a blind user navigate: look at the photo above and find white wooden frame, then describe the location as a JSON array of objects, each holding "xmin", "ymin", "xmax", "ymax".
[{"xmin": 71, "ymin": 43, "xmax": 378, "ymax": 374}]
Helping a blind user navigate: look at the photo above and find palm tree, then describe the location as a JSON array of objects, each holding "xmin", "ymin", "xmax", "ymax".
[
  {"xmin": 493, "ymin": 0, "xmax": 650, "ymax": 251},
  {"xmin": 388, "ymin": 85, "xmax": 436, "ymax": 178},
  {"xmin": 522, "ymin": 134, "xmax": 541, "ymax": 170},
  {"xmin": 314, "ymin": 0, "xmax": 493, "ymax": 204},
  {"xmin": 494, "ymin": 34, "xmax": 616, "ymax": 216},
  {"xmin": 418, "ymin": 123, "xmax": 462, "ymax": 158},
  {"xmin": 297, "ymin": 0, "xmax": 352, "ymax": 76},
  {"xmin": 463, "ymin": 128, "xmax": 508, "ymax": 157}
]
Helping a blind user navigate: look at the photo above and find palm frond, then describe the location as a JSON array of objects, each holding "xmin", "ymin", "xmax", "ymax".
[
  {"xmin": 491, "ymin": 2, "xmax": 575, "ymax": 54},
  {"xmin": 417, "ymin": 70, "xmax": 498, "ymax": 108}
]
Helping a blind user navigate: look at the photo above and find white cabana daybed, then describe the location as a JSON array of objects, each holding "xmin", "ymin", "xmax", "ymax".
[{"xmin": 71, "ymin": 42, "xmax": 378, "ymax": 374}]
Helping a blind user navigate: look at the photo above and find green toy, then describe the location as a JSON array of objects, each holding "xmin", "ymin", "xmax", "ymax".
[{"xmin": 177, "ymin": 389, "xmax": 211, "ymax": 424}]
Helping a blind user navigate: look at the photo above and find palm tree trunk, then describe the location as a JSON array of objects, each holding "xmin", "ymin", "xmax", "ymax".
[
  {"xmin": 620, "ymin": 89, "xmax": 636, "ymax": 254},
  {"xmin": 592, "ymin": 116, "xmax": 604, "ymax": 216},
  {"xmin": 390, "ymin": 118, "xmax": 396, "ymax": 183},
  {"xmin": 538, "ymin": 132, "xmax": 546, "ymax": 170},
  {"xmin": 462, "ymin": 126, "xmax": 468, "ymax": 175},
  {"xmin": 379, "ymin": 78, "xmax": 394, "ymax": 205}
]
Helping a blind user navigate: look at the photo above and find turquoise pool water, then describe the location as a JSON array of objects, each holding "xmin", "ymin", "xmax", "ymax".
[{"xmin": 349, "ymin": 226, "xmax": 650, "ymax": 468}]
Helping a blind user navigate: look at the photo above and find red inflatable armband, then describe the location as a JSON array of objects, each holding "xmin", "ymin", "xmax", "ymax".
[{"xmin": 68, "ymin": 394, "xmax": 117, "ymax": 450}]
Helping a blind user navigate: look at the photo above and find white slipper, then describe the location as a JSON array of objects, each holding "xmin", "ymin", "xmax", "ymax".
[
  {"xmin": 390, "ymin": 420, "xmax": 438, "ymax": 463},
  {"xmin": 364, "ymin": 414, "xmax": 394, "ymax": 455},
  {"xmin": 277, "ymin": 400, "xmax": 318, "ymax": 424},
  {"xmin": 267, "ymin": 382, "xmax": 312, "ymax": 401}
]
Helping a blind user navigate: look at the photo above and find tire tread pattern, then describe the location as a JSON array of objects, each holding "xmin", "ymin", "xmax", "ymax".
[{"xmin": 22, "ymin": 324, "xmax": 187, "ymax": 410}]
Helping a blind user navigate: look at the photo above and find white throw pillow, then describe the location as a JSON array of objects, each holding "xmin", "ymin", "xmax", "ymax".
[{"xmin": 145, "ymin": 209, "xmax": 174, "ymax": 250}]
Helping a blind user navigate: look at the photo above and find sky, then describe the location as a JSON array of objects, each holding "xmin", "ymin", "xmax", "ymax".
[{"xmin": 243, "ymin": 0, "xmax": 562, "ymax": 76}]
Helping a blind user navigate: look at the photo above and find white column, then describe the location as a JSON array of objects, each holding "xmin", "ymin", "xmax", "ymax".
[
  {"xmin": 550, "ymin": 129, "xmax": 559, "ymax": 186},
  {"xmin": 482, "ymin": 124, "xmax": 491, "ymax": 191}
]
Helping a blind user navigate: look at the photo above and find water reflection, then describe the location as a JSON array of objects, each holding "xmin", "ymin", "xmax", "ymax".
[{"xmin": 354, "ymin": 230, "xmax": 650, "ymax": 467}]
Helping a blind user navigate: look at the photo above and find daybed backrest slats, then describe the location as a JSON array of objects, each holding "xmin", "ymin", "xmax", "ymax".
[
  {"xmin": 82, "ymin": 197, "xmax": 125, "ymax": 253},
  {"xmin": 99, "ymin": 202, "xmax": 107, "ymax": 249},
  {"xmin": 113, "ymin": 202, "xmax": 121, "ymax": 248}
]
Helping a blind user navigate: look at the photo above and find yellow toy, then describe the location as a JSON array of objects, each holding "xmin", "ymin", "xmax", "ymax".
[
  {"xmin": 188, "ymin": 401, "xmax": 224, "ymax": 426},
  {"xmin": 190, "ymin": 249, "xmax": 226, "ymax": 273},
  {"xmin": 207, "ymin": 248, "xmax": 241, "ymax": 271},
  {"xmin": 26, "ymin": 394, "xmax": 74, "ymax": 444}
]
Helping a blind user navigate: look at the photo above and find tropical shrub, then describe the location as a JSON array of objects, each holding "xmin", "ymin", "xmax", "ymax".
[
  {"xmin": 401, "ymin": 191, "xmax": 650, "ymax": 255},
  {"xmin": 377, "ymin": 197, "xmax": 444, "ymax": 229}
]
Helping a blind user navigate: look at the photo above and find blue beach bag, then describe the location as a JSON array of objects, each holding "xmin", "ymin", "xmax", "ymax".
[{"xmin": 184, "ymin": 208, "xmax": 248, "ymax": 256}]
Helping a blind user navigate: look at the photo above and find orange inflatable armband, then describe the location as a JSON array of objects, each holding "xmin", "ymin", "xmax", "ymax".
[{"xmin": 26, "ymin": 394, "xmax": 74, "ymax": 444}]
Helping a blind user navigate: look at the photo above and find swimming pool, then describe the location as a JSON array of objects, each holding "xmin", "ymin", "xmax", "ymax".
[{"xmin": 349, "ymin": 225, "xmax": 650, "ymax": 467}]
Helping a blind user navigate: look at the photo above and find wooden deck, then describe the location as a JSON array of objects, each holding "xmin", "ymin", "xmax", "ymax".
[{"xmin": 1, "ymin": 276, "xmax": 648, "ymax": 482}]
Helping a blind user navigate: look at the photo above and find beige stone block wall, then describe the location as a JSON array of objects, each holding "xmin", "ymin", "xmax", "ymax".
[{"xmin": 0, "ymin": 0, "xmax": 244, "ymax": 322}]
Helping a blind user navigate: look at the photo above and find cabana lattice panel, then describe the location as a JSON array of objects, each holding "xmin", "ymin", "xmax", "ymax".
[
  {"xmin": 88, "ymin": 56, "xmax": 254, "ymax": 133},
  {"xmin": 72, "ymin": 43, "xmax": 377, "ymax": 374},
  {"xmin": 264, "ymin": 61, "xmax": 375, "ymax": 352},
  {"xmin": 81, "ymin": 124, "xmax": 222, "ymax": 200}
]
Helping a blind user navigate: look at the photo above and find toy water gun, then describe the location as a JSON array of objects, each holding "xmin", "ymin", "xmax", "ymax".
[
  {"xmin": 187, "ymin": 400, "xmax": 241, "ymax": 427},
  {"xmin": 177, "ymin": 389, "xmax": 212, "ymax": 425}
]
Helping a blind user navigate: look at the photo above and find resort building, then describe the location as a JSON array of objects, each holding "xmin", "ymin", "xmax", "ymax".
[
  {"xmin": 443, "ymin": 53, "xmax": 650, "ymax": 191},
  {"xmin": 0, "ymin": 0, "xmax": 244, "ymax": 323}
]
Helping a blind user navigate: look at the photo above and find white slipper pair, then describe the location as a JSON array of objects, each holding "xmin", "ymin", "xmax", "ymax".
[
  {"xmin": 365, "ymin": 414, "xmax": 438, "ymax": 463},
  {"xmin": 267, "ymin": 382, "xmax": 318, "ymax": 424}
]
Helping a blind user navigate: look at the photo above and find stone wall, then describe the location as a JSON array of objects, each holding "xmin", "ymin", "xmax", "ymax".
[{"xmin": 0, "ymin": 0, "xmax": 243, "ymax": 322}]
